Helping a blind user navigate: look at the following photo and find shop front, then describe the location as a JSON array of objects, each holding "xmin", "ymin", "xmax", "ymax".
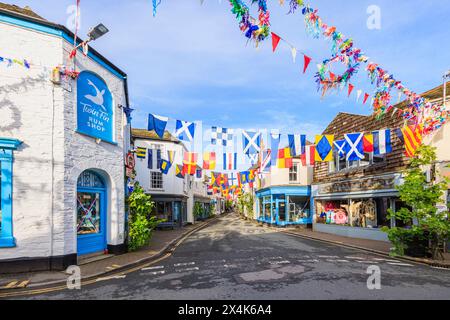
[
  {"xmin": 256, "ymin": 186, "xmax": 312, "ymax": 226},
  {"xmin": 312, "ymin": 174, "xmax": 404, "ymax": 242},
  {"xmin": 151, "ymin": 195, "xmax": 188, "ymax": 229}
]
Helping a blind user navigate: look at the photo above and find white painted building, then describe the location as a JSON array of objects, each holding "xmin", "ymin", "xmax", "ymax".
[
  {"xmin": 132, "ymin": 129, "xmax": 214, "ymax": 226},
  {"xmin": 0, "ymin": 4, "xmax": 130, "ymax": 272}
]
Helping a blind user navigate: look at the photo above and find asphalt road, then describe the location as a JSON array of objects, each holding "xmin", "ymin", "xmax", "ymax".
[{"xmin": 22, "ymin": 214, "xmax": 450, "ymax": 300}]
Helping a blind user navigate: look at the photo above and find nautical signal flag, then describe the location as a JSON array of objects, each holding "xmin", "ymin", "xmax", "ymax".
[
  {"xmin": 315, "ymin": 135, "xmax": 334, "ymax": 162},
  {"xmin": 203, "ymin": 152, "xmax": 216, "ymax": 170},
  {"xmin": 196, "ymin": 168, "xmax": 203, "ymax": 179},
  {"xmin": 334, "ymin": 140, "xmax": 347, "ymax": 157},
  {"xmin": 363, "ymin": 134, "xmax": 374, "ymax": 153},
  {"xmin": 148, "ymin": 149, "xmax": 162, "ymax": 170},
  {"xmin": 344, "ymin": 133, "xmax": 364, "ymax": 161},
  {"xmin": 260, "ymin": 150, "xmax": 272, "ymax": 173},
  {"xmin": 373, "ymin": 129, "xmax": 392, "ymax": 155},
  {"xmin": 136, "ymin": 147, "xmax": 146, "ymax": 159},
  {"xmin": 182, "ymin": 152, "xmax": 198, "ymax": 176},
  {"xmin": 223, "ymin": 153, "xmax": 237, "ymax": 171},
  {"xmin": 277, "ymin": 148, "xmax": 293, "ymax": 169},
  {"xmin": 242, "ymin": 130, "xmax": 261, "ymax": 155},
  {"xmin": 160, "ymin": 159, "xmax": 171, "ymax": 175},
  {"xmin": 301, "ymin": 145, "xmax": 315, "ymax": 167},
  {"xmin": 400, "ymin": 125, "xmax": 423, "ymax": 157},
  {"xmin": 174, "ymin": 120, "xmax": 195, "ymax": 142},
  {"xmin": 175, "ymin": 164, "xmax": 185, "ymax": 179},
  {"xmin": 148, "ymin": 114, "xmax": 168, "ymax": 139},
  {"xmin": 288, "ymin": 134, "xmax": 306, "ymax": 156}
]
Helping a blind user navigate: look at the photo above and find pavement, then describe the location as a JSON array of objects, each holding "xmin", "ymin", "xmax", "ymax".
[
  {"xmin": 3, "ymin": 213, "xmax": 449, "ymax": 300},
  {"xmin": 0, "ymin": 216, "xmax": 218, "ymax": 292}
]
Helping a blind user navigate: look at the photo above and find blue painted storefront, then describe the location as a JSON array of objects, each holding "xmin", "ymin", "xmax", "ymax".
[{"xmin": 255, "ymin": 186, "xmax": 312, "ymax": 226}]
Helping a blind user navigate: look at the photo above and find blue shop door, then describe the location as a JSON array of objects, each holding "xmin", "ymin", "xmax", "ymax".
[
  {"xmin": 275, "ymin": 197, "xmax": 287, "ymax": 226},
  {"xmin": 174, "ymin": 202, "xmax": 182, "ymax": 226},
  {"xmin": 77, "ymin": 171, "xmax": 107, "ymax": 255}
]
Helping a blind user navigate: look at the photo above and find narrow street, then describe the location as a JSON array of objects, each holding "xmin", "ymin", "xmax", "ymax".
[{"xmin": 23, "ymin": 214, "xmax": 450, "ymax": 300}]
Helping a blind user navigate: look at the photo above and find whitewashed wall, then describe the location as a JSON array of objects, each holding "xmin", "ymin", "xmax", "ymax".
[{"xmin": 0, "ymin": 20, "xmax": 127, "ymax": 261}]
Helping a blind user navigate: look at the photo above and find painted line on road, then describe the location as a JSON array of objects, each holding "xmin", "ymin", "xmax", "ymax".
[
  {"xmin": 1, "ymin": 280, "xmax": 30, "ymax": 290},
  {"xmin": 318, "ymin": 255, "xmax": 340, "ymax": 259},
  {"xmin": 325, "ymin": 259, "xmax": 350, "ymax": 263},
  {"xmin": 344, "ymin": 256, "xmax": 367, "ymax": 260},
  {"xmin": 176, "ymin": 267, "xmax": 199, "ymax": 273},
  {"xmin": 141, "ymin": 265, "xmax": 165, "ymax": 271},
  {"xmin": 95, "ymin": 275, "xmax": 126, "ymax": 282},
  {"xmin": 387, "ymin": 262, "xmax": 414, "ymax": 267},
  {"xmin": 174, "ymin": 262, "xmax": 196, "ymax": 267},
  {"xmin": 269, "ymin": 260, "xmax": 291, "ymax": 265},
  {"xmin": 142, "ymin": 270, "xmax": 166, "ymax": 276}
]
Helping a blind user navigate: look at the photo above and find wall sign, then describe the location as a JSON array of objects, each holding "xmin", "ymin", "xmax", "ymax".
[
  {"xmin": 77, "ymin": 71, "xmax": 114, "ymax": 143},
  {"xmin": 319, "ymin": 175, "xmax": 398, "ymax": 194}
]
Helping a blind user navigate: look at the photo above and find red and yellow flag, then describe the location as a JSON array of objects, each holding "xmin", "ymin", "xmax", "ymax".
[
  {"xmin": 183, "ymin": 152, "xmax": 198, "ymax": 176},
  {"xmin": 401, "ymin": 125, "xmax": 423, "ymax": 157},
  {"xmin": 277, "ymin": 147, "xmax": 293, "ymax": 169},
  {"xmin": 363, "ymin": 134, "xmax": 374, "ymax": 153},
  {"xmin": 202, "ymin": 152, "xmax": 216, "ymax": 170}
]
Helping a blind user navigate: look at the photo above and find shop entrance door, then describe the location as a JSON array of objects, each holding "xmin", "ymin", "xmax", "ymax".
[
  {"xmin": 77, "ymin": 171, "xmax": 107, "ymax": 255},
  {"xmin": 276, "ymin": 197, "xmax": 287, "ymax": 225}
]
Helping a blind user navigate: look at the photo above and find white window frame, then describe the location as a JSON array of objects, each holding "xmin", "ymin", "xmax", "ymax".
[{"xmin": 150, "ymin": 171, "xmax": 164, "ymax": 190}]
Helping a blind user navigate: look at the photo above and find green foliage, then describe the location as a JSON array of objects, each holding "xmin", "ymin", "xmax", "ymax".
[
  {"xmin": 127, "ymin": 184, "xmax": 164, "ymax": 252},
  {"xmin": 207, "ymin": 203, "xmax": 215, "ymax": 217},
  {"xmin": 383, "ymin": 145, "xmax": 450, "ymax": 259},
  {"xmin": 193, "ymin": 202, "xmax": 204, "ymax": 219},
  {"xmin": 237, "ymin": 193, "xmax": 254, "ymax": 217}
]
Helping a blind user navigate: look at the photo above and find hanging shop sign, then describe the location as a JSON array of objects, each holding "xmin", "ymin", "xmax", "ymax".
[
  {"xmin": 125, "ymin": 151, "xmax": 136, "ymax": 178},
  {"xmin": 77, "ymin": 71, "xmax": 114, "ymax": 144}
]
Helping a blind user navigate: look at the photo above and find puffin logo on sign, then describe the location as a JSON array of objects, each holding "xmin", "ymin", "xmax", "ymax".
[{"xmin": 77, "ymin": 71, "xmax": 114, "ymax": 143}]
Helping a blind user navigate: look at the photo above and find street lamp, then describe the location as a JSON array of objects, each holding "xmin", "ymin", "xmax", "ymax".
[{"xmin": 87, "ymin": 23, "xmax": 109, "ymax": 41}]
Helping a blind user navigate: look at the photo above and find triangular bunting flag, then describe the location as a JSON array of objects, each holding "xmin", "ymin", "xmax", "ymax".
[
  {"xmin": 271, "ymin": 32, "xmax": 281, "ymax": 52},
  {"xmin": 303, "ymin": 55, "xmax": 312, "ymax": 73}
]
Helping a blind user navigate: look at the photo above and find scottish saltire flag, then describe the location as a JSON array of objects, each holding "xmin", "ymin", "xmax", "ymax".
[
  {"xmin": 136, "ymin": 147, "xmax": 146, "ymax": 159},
  {"xmin": 242, "ymin": 130, "xmax": 261, "ymax": 155},
  {"xmin": 174, "ymin": 120, "xmax": 196, "ymax": 141},
  {"xmin": 211, "ymin": 127, "xmax": 234, "ymax": 146},
  {"xmin": 363, "ymin": 134, "xmax": 374, "ymax": 153},
  {"xmin": 175, "ymin": 164, "xmax": 185, "ymax": 179},
  {"xmin": 315, "ymin": 135, "xmax": 334, "ymax": 162},
  {"xmin": 373, "ymin": 129, "xmax": 392, "ymax": 155},
  {"xmin": 334, "ymin": 140, "xmax": 346, "ymax": 156},
  {"xmin": 260, "ymin": 150, "xmax": 272, "ymax": 172},
  {"xmin": 288, "ymin": 134, "xmax": 306, "ymax": 156},
  {"xmin": 278, "ymin": 148, "xmax": 293, "ymax": 169},
  {"xmin": 270, "ymin": 130, "xmax": 281, "ymax": 167},
  {"xmin": 148, "ymin": 114, "xmax": 168, "ymax": 139},
  {"xmin": 223, "ymin": 153, "xmax": 237, "ymax": 171},
  {"xmin": 248, "ymin": 154, "xmax": 258, "ymax": 165},
  {"xmin": 344, "ymin": 133, "xmax": 364, "ymax": 161},
  {"xmin": 202, "ymin": 152, "xmax": 216, "ymax": 170},
  {"xmin": 301, "ymin": 145, "xmax": 315, "ymax": 167},
  {"xmin": 160, "ymin": 159, "xmax": 171, "ymax": 174}
]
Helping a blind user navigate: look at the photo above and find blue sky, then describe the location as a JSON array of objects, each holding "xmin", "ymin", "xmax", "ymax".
[{"xmin": 10, "ymin": 0, "xmax": 450, "ymax": 142}]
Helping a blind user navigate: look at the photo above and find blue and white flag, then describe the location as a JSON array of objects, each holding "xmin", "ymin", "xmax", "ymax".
[
  {"xmin": 373, "ymin": 129, "xmax": 392, "ymax": 155},
  {"xmin": 344, "ymin": 133, "xmax": 364, "ymax": 161},
  {"xmin": 174, "ymin": 120, "xmax": 195, "ymax": 141},
  {"xmin": 148, "ymin": 114, "xmax": 168, "ymax": 139},
  {"xmin": 211, "ymin": 127, "xmax": 234, "ymax": 146},
  {"xmin": 223, "ymin": 153, "xmax": 238, "ymax": 171},
  {"xmin": 270, "ymin": 130, "xmax": 281, "ymax": 167},
  {"xmin": 148, "ymin": 149, "xmax": 162, "ymax": 170},
  {"xmin": 288, "ymin": 134, "xmax": 306, "ymax": 156},
  {"xmin": 334, "ymin": 140, "xmax": 347, "ymax": 157},
  {"xmin": 242, "ymin": 130, "xmax": 261, "ymax": 155},
  {"xmin": 261, "ymin": 150, "xmax": 272, "ymax": 173},
  {"xmin": 248, "ymin": 154, "xmax": 258, "ymax": 165}
]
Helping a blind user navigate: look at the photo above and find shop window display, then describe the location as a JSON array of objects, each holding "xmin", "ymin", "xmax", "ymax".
[
  {"xmin": 316, "ymin": 199, "xmax": 380, "ymax": 228},
  {"xmin": 288, "ymin": 196, "xmax": 310, "ymax": 222}
]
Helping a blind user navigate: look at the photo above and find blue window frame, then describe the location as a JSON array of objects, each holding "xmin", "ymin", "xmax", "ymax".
[{"xmin": 0, "ymin": 138, "xmax": 22, "ymax": 248}]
